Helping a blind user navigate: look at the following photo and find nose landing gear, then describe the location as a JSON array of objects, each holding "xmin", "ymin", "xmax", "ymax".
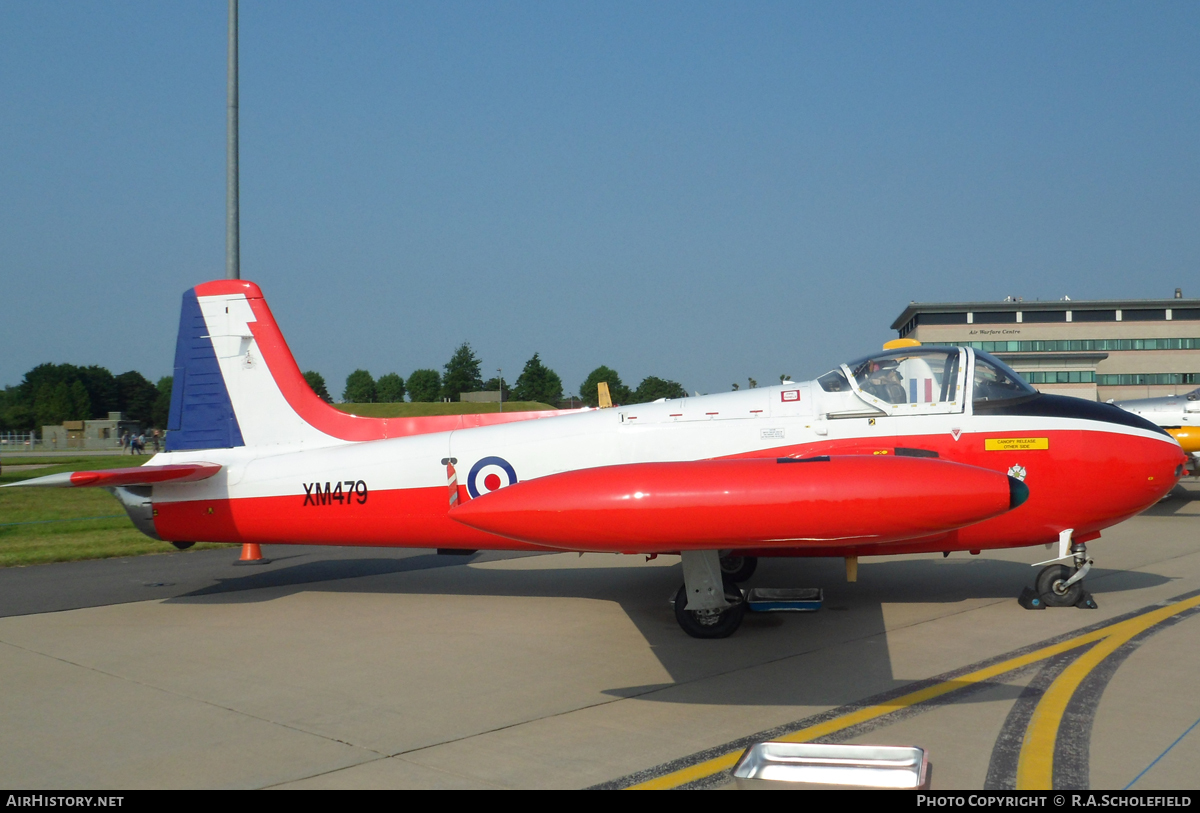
[{"xmin": 1021, "ymin": 539, "xmax": 1098, "ymax": 610}]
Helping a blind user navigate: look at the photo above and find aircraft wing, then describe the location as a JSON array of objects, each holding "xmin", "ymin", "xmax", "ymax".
[
  {"xmin": 449, "ymin": 455, "xmax": 1028, "ymax": 551},
  {"xmin": 2, "ymin": 463, "xmax": 222, "ymax": 489}
]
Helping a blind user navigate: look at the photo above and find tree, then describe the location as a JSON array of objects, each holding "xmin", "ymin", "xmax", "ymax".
[
  {"xmin": 407, "ymin": 369, "xmax": 441, "ymax": 402},
  {"xmin": 7, "ymin": 363, "xmax": 133, "ymax": 427},
  {"xmin": 151, "ymin": 377, "xmax": 173, "ymax": 429},
  {"xmin": 115, "ymin": 371, "xmax": 158, "ymax": 427},
  {"xmin": 376, "ymin": 373, "xmax": 407, "ymax": 403},
  {"xmin": 481, "ymin": 377, "xmax": 511, "ymax": 399},
  {"xmin": 36, "ymin": 382, "xmax": 71, "ymax": 426},
  {"xmin": 76, "ymin": 365, "xmax": 119, "ymax": 416},
  {"xmin": 580, "ymin": 366, "xmax": 631, "ymax": 407},
  {"xmin": 1, "ymin": 385, "xmax": 33, "ymax": 431},
  {"xmin": 19, "ymin": 362, "xmax": 116, "ymax": 421},
  {"xmin": 441, "ymin": 343, "xmax": 483, "ymax": 401},
  {"xmin": 511, "ymin": 353, "xmax": 563, "ymax": 405},
  {"xmin": 343, "ymin": 370, "xmax": 376, "ymax": 403},
  {"xmin": 68, "ymin": 381, "xmax": 91, "ymax": 421},
  {"xmin": 631, "ymin": 376, "xmax": 687, "ymax": 404},
  {"xmin": 303, "ymin": 371, "xmax": 332, "ymax": 403}
]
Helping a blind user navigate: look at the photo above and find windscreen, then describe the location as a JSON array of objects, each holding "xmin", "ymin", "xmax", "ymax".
[{"xmin": 972, "ymin": 350, "xmax": 1037, "ymax": 404}]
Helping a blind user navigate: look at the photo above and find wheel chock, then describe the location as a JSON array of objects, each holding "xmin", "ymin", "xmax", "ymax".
[
  {"xmin": 745, "ymin": 588, "xmax": 822, "ymax": 613},
  {"xmin": 1074, "ymin": 591, "xmax": 1098, "ymax": 609},
  {"xmin": 233, "ymin": 542, "xmax": 271, "ymax": 566},
  {"xmin": 1018, "ymin": 587, "xmax": 1046, "ymax": 610}
]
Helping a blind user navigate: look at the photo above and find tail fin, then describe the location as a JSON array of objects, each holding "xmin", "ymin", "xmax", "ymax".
[
  {"xmin": 167, "ymin": 280, "xmax": 339, "ymax": 450},
  {"xmin": 167, "ymin": 280, "xmax": 571, "ymax": 452}
]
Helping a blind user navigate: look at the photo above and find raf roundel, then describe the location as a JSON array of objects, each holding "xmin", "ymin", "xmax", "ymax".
[{"xmin": 467, "ymin": 456, "xmax": 519, "ymax": 499}]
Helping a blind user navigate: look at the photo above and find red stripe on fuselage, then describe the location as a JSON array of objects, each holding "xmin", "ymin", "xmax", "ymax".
[
  {"xmin": 152, "ymin": 484, "xmax": 553, "ymax": 551},
  {"xmin": 150, "ymin": 426, "xmax": 1184, "ymax": 556},
  {"xmin": 722, "ymin": 427, "xmax": 1184, "ymax": 551}
]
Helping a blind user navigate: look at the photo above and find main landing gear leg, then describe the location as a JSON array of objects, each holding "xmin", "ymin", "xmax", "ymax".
[
  {"xmin": 1024, "ymin": 540, "xmax": 1098, "ymax": 610},
  {"xmin": 676, "ymin": 550, "xmax": 746, "ymax": 638}
]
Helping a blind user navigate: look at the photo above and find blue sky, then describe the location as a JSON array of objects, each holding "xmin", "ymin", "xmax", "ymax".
[{"xmin": 2, "ymin": 1, "xmax": 1197, "ymax": 398}]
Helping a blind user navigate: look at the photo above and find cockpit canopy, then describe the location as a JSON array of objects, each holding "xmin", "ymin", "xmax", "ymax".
[{"xmin": 817, "ymin": 346, "xmax": 1037, "ymax": 414}]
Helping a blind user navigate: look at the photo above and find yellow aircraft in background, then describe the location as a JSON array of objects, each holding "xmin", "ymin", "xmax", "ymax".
[{"xmin": 1115, "ymin": 388, "xmax": 1200, "ymax": 468}]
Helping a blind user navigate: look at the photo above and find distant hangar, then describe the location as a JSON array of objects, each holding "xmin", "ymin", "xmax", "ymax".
[{"xmin": 892, "ymin": 290, "xmax": 1200, "ymax": 402}]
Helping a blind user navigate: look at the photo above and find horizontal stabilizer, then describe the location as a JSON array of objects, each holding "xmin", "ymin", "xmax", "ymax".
[{"xmin": 2, "ymin": 463, "xmax": 221, "ymax": 489}]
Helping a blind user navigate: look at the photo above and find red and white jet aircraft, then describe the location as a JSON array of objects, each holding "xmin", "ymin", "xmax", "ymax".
[{"xmin": 10, "ymin": 280, "xmax": 1188, "ymax": 637}]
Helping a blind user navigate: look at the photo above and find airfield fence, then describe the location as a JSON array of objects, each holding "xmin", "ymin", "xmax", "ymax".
[{"xmin": 0, "ymin": 432, "xmax": 43, "ymax": 451}]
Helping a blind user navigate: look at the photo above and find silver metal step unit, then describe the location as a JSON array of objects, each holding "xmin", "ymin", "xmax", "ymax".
[
  {"xmin": 744, "ymin": 587, "xmax": 822, "ymax": 613},
  {"xmin": 732, "ymin": 742, "xmax": 930, "ymax": 789}
]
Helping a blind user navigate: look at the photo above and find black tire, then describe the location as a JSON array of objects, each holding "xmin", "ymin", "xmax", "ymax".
[
  {"xmin": 674, "ymin": 578, "xmax": 746, "ymax": 639},
  {"xmin": 719, "ymin": 554, "xmax": 758, "ymax": 583},
  {"xmin": 171, "ymin": 541, "xmax": 195, "ymax": 551},
  {"xmin": 1036, "ymin": 564, "xmax": 1082, "ymax": 607}
]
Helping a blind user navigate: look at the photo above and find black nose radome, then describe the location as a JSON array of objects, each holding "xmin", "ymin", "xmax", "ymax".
[
  {"xmin": 975, "ymin": 393, "xmax": 1173, "ymax": 438},
  {"xmin": 1008, "ymin": 476, "xmax": 1030, "ymax": 509}
]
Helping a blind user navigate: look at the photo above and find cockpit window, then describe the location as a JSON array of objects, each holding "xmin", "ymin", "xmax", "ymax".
[
  {"xmin": 972, "ymin": 350, "xmax": 1037, "ymax": 404},
  {"xmin": 818, "ymin": 370, "xmax": 850, "ymax": 392},
  {"xmin": 1187, "ymin": 388, "xmax": 1200, "ymax": 402},
  {"xmin": 843, "ymin": 348, "xmax": 963, "ymax": 407}
]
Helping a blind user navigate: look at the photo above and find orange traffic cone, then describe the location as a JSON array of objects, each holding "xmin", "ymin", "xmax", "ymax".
[{"xmin": 233, "ymin": 542, "xmax": 271, "ymax": 566}]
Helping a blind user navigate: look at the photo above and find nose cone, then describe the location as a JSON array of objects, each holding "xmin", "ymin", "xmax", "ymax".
[
  {"xmin": 1008, "ymin": 476, "xmax": 1030, "ymax": 509},
  {"xmin": 1096, "ymin": 435, "xmax": 1188, "ymax": 523}
]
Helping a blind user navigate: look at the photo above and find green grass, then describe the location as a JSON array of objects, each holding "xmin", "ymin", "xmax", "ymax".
[
  {"xmin": 0, "ymin": 455, "xmax": 233, "ymax": 568},
  {"xmin": 0, "ymin": 403, "xmax": 564, "ymax": 567},
  {"xmin": 334, "ymin": 401, "xmax": 557, "ymax": 417}
]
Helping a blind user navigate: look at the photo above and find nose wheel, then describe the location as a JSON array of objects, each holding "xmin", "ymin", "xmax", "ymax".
[
  {"xmin": 1035, "ymin": 564, "xmax": 1084, "ymax": 607},
  {"xmin": 1022, "ymin": 539, "xmax": 1098, "ymax": 610}
]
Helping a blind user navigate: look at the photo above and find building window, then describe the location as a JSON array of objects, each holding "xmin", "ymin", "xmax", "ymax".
[
  {"xmin": 1123, "ymin": 309, "xmax": 1167, "ymax": 321},
  {"xmin": 965, "ymin": 338, "xmax": 1200, "ymax": 353},
  {"xmin": 918, "ymin": 313, "xmax": 968, "ymax": 325},
  {"xmin": 1096, "ymin": 373, "xmax": 1200, "ymax": 386},
  {"xmin": 972, "ymin": 311, "xmax": 1018, "ymax": 324},
  {"xmin": 1072, "ymin": 310, "xmax": 1117, "ymax": 322},
  {"xmin": 1022, "ymin": 311, "xmax": 1067, "ymax": 323},
  {"xmin": 1025, "ymin": 371, "xmax": 1096, "ymax": 384}
]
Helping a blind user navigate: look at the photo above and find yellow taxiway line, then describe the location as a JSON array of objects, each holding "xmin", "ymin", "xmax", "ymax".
[
  {"xmin": 1015, "ymin": 593, "xmax": 1200, "ymax": 789},
  {"xmin": 630, "ymin": 593, "xmax": 1200, "ymax": 790}
]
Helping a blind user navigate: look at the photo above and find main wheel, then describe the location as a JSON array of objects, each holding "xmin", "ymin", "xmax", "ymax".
[
  {"xmin": 719, "ymin": 554, "xmax": 758, "ymax": 583},
  {"xmin": 171, "ymin": 541, "xmax": 195, "ymax": 551},
  {"xmin": 674, "ymin": 578, "xmax": 746, "ymax": 638},
  {"xmin": 1036, "ymin": 564, "xmax": 1082, "ymax": 607}
]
